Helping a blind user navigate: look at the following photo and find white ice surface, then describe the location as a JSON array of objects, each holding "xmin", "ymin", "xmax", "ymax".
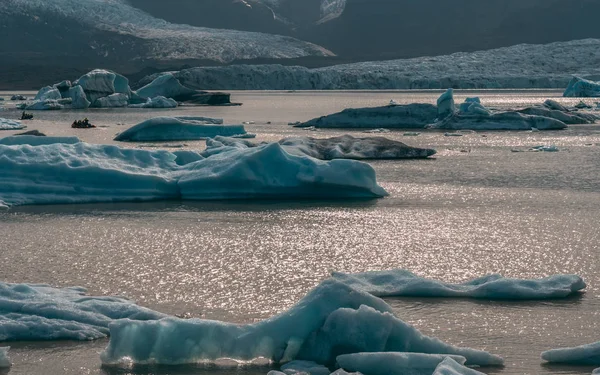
[
  {"xmin": 100, "ymin": 280, "xmax": 502, "ymax": 366},
  {"xmin": 0, "ymin": 282, "xmax": 165, "ymax": 341},
  {"xmin": 0, "ymin": 118, "xmax": 25, "ymax": 130},
  {"xmin": 332, "ymin": 270, "xmax": 586, "ymax": 299},
  {"xmin": 432, "ymin": 357, "xmax": 487, "ymax": 375}
]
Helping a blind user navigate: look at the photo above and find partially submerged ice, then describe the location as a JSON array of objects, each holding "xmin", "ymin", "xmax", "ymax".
[
  {"xmin": 563, "ymin": 76, "xmax": 600, "ymax": 97},
  {"xmin": 0, "ymin": 135, "xmax": 80, "ymax": 146},
  {"xmin": 432, "ymin": 357, "xmax": 487, "ymax": 375},
  {"xmin": 132, "ymin": 72, "xmax": 231, "ymax": 105},
  {"xmin": 332, "ymin": 270, "xmax": 586, "ymax": 299},
  {"xmin": 518, "ymin": 99, "xmax": 598, "ymax": 124},
  {"xmin": 294, "ymin": 104, "xmax": 438, "ymax": 129},
  {"xmin": 0, "ymin": 139, "xmax": 387, "ymax": 207},
  {"xmin": 0, "ymin": 347, "xmax": 9, "ymax": 368},
  {"xmin": 542, "ymin": 341, "xmax": 600, "ymax": 365},
  {"xmin": 0, "ymin": 118, "xmax": 25, "ymax": 130},
  {"xmin": 280, "ymin": 360, "xmax": 331, "ymax": 375},
  {"xmin": 336, "ymin": 352, "xmax": 467, "ymax": 375},
  {"xmin": 128, "ymin": 96, "xmax": 178, "ymax": 109},
  {"xmin": 0, "ymin": 282, "xmax": 165, "ymax": 341},
  {"xmin": 114, "ymin": 117, "xmax": 249, "ymax": 142},
  {"xmin": 205, "ymin": 135, "xmax": 436, "ymax": 160},
  {"xmin": 101, "ymin": 279, "xmax": 502, "ymax": 366}
]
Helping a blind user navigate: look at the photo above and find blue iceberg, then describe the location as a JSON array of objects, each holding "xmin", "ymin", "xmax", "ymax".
[
  {"xmin": 0, "ymin": 118, "xmax": 25, "ymax": 131},
  {"xmin": 541, "ymin": 341, "xmax": 600, "ymax": 365},
  {"xmin": 114, "ymin": 116, "xmax": 250, "ymax": 142},
  {"xmin": 100, "ymin": 280, "xmax": 502, "ymax": 367},
  {"xmin": 563, "ymin": 77, "xmax": 600, "ymax": 97},
  {"xmin": 332, "ymin": 270, "xmax": 585, "ymax": 299},
  {"xmin": 336, "ymin": 352, "xmax": 467, "ymax": 375},
  {"xmin": 0, "ymin": 282, "xmax": 165, "ymax": 341}
]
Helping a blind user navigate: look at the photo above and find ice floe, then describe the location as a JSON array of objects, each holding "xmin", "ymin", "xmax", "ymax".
[
  {"xmin": 114, "ymin": 117, "xmax": 250, "ymax": 142},
  {"xmin": 101, "ymin": 279, "xmax": 502, "ymax": 366},
  {"xmin": 0, "ymin": 136, "xmax": 80, "ymax": 146},
  {"xmin": 542, "ymin": 341, "xmax": 600, "ymax": 365},
  {"xmin": 563, "ymin": 76, "xmax": 600, "ymax": 98},
  {"xmin": 331, "ymin": 270, "xmax": 586, "ymax": 299},
  {"xmin": 128, "ymin": 96, "xmax": 178, "ymax": 109},
  {"xmin": 0, "ymin": 118, "xmax": 25, "ymax": 131},
  {"xmin": 336, "ymin": 352, "xmax": 467, "ymax": 375},
  {"xmin": 0, "ymin": 140, "xmax": 386, "ymax": 207},
  {"xmin": 432, "ymin": 357, "xmax": 487, "ymax": 375},
  {"xmin": 280, "ymin": 360, "xmax": 331, "ymax": 375},
  {"xmin": 205, "ymin": 135, "xmax": 436, "ymax": 160},
  {"xmin": 0, "ymin": 282, "xmax": 165, "ymax": 341},
  {"xmin": 518, "ymin": 99, "xmax": 598, "ymax": 124},
  {"xmin": 0, "ymin": 347, "xmax": 9, "ymax": 369}
]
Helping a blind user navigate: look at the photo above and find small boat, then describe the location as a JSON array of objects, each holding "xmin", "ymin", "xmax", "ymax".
[
  {"xmin": 71, "ymin": 118, "xmax": 96, "ymax": 129},
  {"xmin": 20, "ymin": 112, "xmax": 34, "ymax": 120}
]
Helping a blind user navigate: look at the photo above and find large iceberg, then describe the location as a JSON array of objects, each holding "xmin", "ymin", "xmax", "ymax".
[
  {"xmin": 0, "ymin": 347, "xmax": 9, "ymax": 369},
  {"xmin": 205, "ymin": 135, "xmax": 436, "ymax": 160},
  {"xmin": 74, "ymin": 69, "xmax": 131, "ymax": 103},
  {"xmin": 114, "ymin": 117, "xmax": 250, "ymax": 142},
  {"xmin": 101, "ymin": 280, "xmax": 502, "ymax": 366},
  {"xmin": 332, "ymin": 270, "xmax": 585, "ymax": 300},
  {"xmin": 0, "ymin": 118, "xmax": 25, "ymax": 131},
  {"xmin": 0, "ymin": 140, "xmax": 386, "ymax": 207},
  {"xmin": 336, "ymin": 352, "xmax": 467, "ymax": 375},
  {"xmin": 563, "ymin": 76, "xmax": 600, "ymax": 97},
  {"xmin": 0, "ymin": 282, "xmax": 165, "ymax": 341},
  {"xmin": 541, "ymin": 341, "xmax": 600, "ymax": 365},
  {"xmin": 136, "ymin": 73, "xmax": 231, "ymax": 105},
  {"xmin": 294, "ymin": 104, "xmax": 438, "ymax": 129},
  {"xmin": 91, "ymin": 93, "xmax": 129, "ymax": 108}
]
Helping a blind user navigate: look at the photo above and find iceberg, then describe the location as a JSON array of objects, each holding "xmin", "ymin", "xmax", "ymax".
[
  {"xmin": 17, "ymin": 100, "xmax": 64, "ymax": 111},
  {"xmin": 135, "ymin": 73, "xmax": 231, "ymax": 105},
  {"xmin": 294, "ymin": 104, "xmax": 438, "ymax": 129},
  {"xmin": 336, "ymin": 353, "xmax": 467, "ymax": 375},
  {"xmin": 0, "ymin": 118, "xmax": 25, "ymax": 131},
  {"xmin": 128, "ymin": 96, "xmax": 178, "ymax": 109},
  {"xmin": 541, "ymin": 341, "xmax": 600, "ymax": 365},
  {"xmin": 66, "ymin": 86, "xmax": 91, "ymax": 110},
  {"xmin": 0, "ymin": 136, "xmax": 80, "ymax": 146},
  {"xmin": 114, "ymin": 117, "xmax": 250, "ymax": 142},
  {"xmin": 0, "ymin": 140, "xmax": 387, "ymax": 207},
  {"xmin": 10, "ymin": 95, "xmax": 27, "ymax": 101},
  {"xmin": 205, "ymin": 135, "xmax": 436, "ymax": 160},
  {"xmin": 563, "ymin": 76, "xmax": 600, "ymax": 97},
  {"xmin": 91, "ymin": 93, "xmax": 129, "ymax": 108},
  {"xmin": 281, "ymin": 360, "xmax": 331, "ymax": 375},
  {"xmin": 331, "ymin": 270, "xmax": 586, "ymax": 299},
  {"xmin": 101, "ymin": 280, "xmax": 501, "ymax": 366},
  {"xmin": 517, "ymin": 99, "xmax": 597, "ymax": 124},
  {"xmin": 74, "ymin": 69, "xmax": 131, "ymax": 103},
  {"xmin": 432, "ymin": 357, "xmax": 487, "ymax": 375},
  {"xmin": 34, "ymin": 86, "xmax": 62, "ymax": 101},
  {"xmin": 0, "ymin": 347, "xmax": 9, "ymax": 368},
  {"xmin": 437, "ymin": 88, "xmax": 456, "ymax": 118},
  {"xmin": 0, "ymin": 282, "xmax": 165, "ymax": 341},
  {"xmin": 428, "ymin": 111, "xmax": 567, "ymax": 131}
]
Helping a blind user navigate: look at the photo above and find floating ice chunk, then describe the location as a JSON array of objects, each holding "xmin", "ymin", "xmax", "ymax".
[
  {"xmin": 136, "ymin": 73, "xmax": 197, "ymax": 100},
  {"xmin": 331, "ymin": 269, "xmax": 586, "ymax": 299},
  {"xmin": 281, "ymin": 360, "xmax": 331, "ymax": 375},
  {"xmin": 128, "ymin": 96, "xmax": 178, "ymax": 108},
  {"xmin": 563, "ymin": 76, "xmax": 600, "ymax": 97},
  {"xmin": 0, "ymin": 282, "xmax": 165, "ymax": 341},
  {"xmin": 444, "ymin": 133, "xmax": 463, "ymax": 137},
  {"xmin": 542, "ymin": 341, "xmax": 600, "ymax": 365},
  {"xmin": 295, "ymin": 104, "xmax": 438, "ymax": 129},
  {"xmin": 329, "ymin": 369, "xmax": 362, "ymax": 375},
  {"xmin": 114, "ymin": 117, "xmax": 249, "ymax": 142},
  {"xmin": 17, "ymin": 99, "xmax": 64, "ymax": 111},
  {"xmin": 0, "ymin": 347, "xmax": 9, "ymax": 368},
  {"xmin": 363, "ymin": 129, "xmax": 390, "ymax": 134},
  {"xmin": 0, "ymin": 136, "xmax": 80, "ymax": 146},
  {"xmin": 66, "ymin": 85, "xmax": 91, "ymax": 109},
  {"xmin": 0, "ymin": 118, "xmax": 25, "ymax": 130},
  {"xmin": 389, "ymin": 100, "xmax": 399, "ymax": 106},
  {"xmin": 429, "ymin": 112, "xmax": 567, "ymax": 131},
  {"xmin": 10, "ymin": 95, "xmax": 27, "ymax": 101},
  {"xmin": 101, "ymin": 280, "xmax": 500, "ymax": 366},
  {"xmin": 336, "ymin": 352, "xmax": 468, "ymax": 375},
  {"xmin": 432, "ymin": 357, "xmax": 487, "ymax": 375},
  {"xmin": 34, "ymin": 86, "xmax": 62, "ymax": 101},
  {"xmin": 518, "ymin": 105, "xmax": 596, "ymax": 124},
  {"xmin": 437, "ymin": 89, "xmax": 455, "ymax": 119},
  {"xmin": 75, "ymin": 69, "xmax": 131, "ymax": 103},
  {"xmin": 594, "ymin": 368, "xmax": 600, "ymax": 375},
  {"xmin": 403, "ymin": 132, "xmax": 420, "ymax": 136},
  {"xmin": 92, "ymin": 93, "xmax": 129, "ymax": 108}
]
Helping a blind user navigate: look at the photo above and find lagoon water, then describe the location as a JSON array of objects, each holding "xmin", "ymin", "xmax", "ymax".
[{"xmin": 1, "ymin": 90, "xmax": 600, "ymax": 375}]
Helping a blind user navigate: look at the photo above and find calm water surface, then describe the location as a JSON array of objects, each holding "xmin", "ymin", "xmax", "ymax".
[{"xmin": 1, "ymin": 90, "xmax": 600, "ymax": 375}]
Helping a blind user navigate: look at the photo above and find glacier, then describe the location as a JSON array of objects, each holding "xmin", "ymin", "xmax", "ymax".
[
  {"xmin": 331, "ymin": 270, "xmax": 586, "ymax": 300},
  {"xmin": 541, "ymin": 341, "xmax": 600, "ymax": 365},
  {"xmin": 101, "ymin": 279, "xmax": 502, "ymax": 366},
  {"xmin": 0, "ymin": 282, "xmax": 165, "ymax": 341},
  {"xmin": 204, "ymin": 135, "xmax": 436, "ymax": 160},
  {"xmin": 0, "ymin": 118, "xmax": 25, "ymax": 131},
  {"xmin": 0, "ymin": 140, "xmax": 386, "ymax": 207},
  {"xmin": 142, "ymin": 39, "xmax": 600, "ymax": 90},
  {"xmin": 0, "ymin": 347, "xmax": 9, "ymax": 369},
  {"xmin": 114, "ymin": 117, "xmax": 252, "ymax": 142},
  {"xmin": 563, "ymin": 76, "xmax": 600, "ymax": 97},
  {"xmin": 336, "ymin": 353, "xmax": 467, "ymax": 375}
]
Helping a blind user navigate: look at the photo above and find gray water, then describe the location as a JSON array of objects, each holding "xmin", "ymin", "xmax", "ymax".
[{"xmin": 1, "ymin": 90, "xmax": 600, "ymax": 375}]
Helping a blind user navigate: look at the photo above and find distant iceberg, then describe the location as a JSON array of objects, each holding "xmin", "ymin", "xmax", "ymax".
[
  {"xmin": 101, "ymin": 279, "xmax": 502, "ymax": 366},
  {"xmin": 331, "ymin": 269, "xmax": 586, "ymax": 299},
  {"xmin": 205, "ymin": 135, "xmax": 436, "ymax": 160},
  {"xmin": 128, "ymin": 96, "xmax": 178, "ymax": 109},
  {"xmin": 0, "ymin": 140, "xmax": 387, "ymax": 207},
  {"xmin": 0, "ymin": 347, "xmax": 9, "ymax": 369},
  {"xmin": 563, "ymin": 76, "xmax": 600, "ymax": 98},
  {"xmin": 114, "ymin": 117, "xmax": 250, "ymax": 142},
  {"xmin": 0, "ymin": 282, "xmax": 165, "ymax": 341},
  {"xmin": 0, "ymin": 118, "xmax": 25, "ymax": 131},
  {"xmin": 542, "ymin": 341, "xmax": 600, "ymax": 365},
  {"xmin": 336, "ymin": 352, "xmax": 467, "ymax": 375}
]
